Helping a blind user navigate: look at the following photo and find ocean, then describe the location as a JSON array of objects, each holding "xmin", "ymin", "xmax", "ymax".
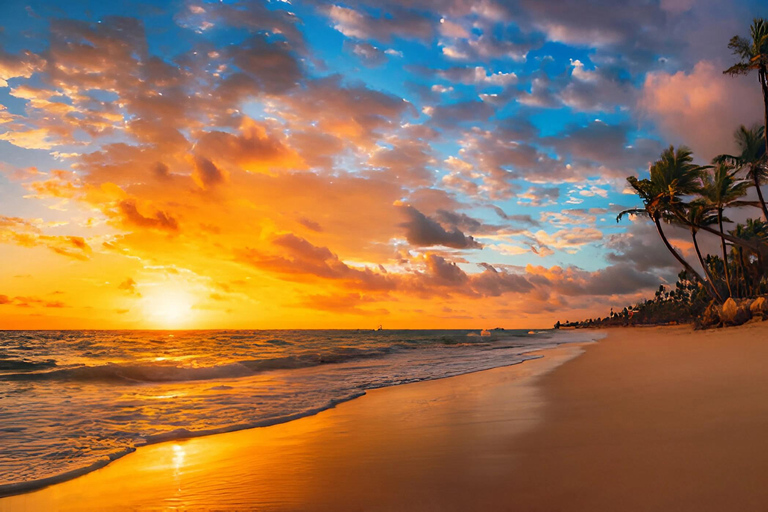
[{"xmin": 0, "ymin": 328, "xmax": 602, "ymax": 494}]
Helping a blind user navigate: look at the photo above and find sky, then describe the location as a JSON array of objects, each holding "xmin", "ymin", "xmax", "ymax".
[{"xmin": 0, "ymin": 0, "xmax": 766, "ymax": 330}]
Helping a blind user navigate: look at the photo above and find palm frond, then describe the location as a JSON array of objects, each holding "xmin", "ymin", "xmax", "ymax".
[
  {"xmin": 616, "ymin": 208, "xmax": 647, "ymax": 223},
  {"xmin": 724, "ymin": 19, "xmax": 768, "ymax": 75},
  {"xmin": 724, "ymin": 62, "xmax": 752, "ymax": 76},
  {"xmin": 713, "ymin": 153, "xmax": 740, "ymax": 165}
]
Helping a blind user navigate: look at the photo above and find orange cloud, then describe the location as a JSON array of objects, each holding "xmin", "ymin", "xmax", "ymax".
[
  {"xmin": 0, "ymin": 216, "xmax": 92, "ymax": 260},
  {"xmin": 194, "ymin": 118, "xmax": 306, "ymax": 175},
  {"xmin": 117, "ymin": 200, "xmax": 180, "ymax": 232}
]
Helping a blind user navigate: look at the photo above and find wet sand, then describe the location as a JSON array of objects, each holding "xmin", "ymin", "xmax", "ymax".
[{"xmin": 3, "ymin": 322, "xmax": 768, "ymax": 511}]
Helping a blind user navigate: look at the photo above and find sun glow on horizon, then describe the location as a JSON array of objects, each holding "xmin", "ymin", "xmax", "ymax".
[{"xmin": 141, "ymin": 286, "xmax": 196, "ymax": 328}]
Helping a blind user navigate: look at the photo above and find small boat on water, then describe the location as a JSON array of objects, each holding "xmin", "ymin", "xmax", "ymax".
[
  {"xmin": 376, "ymin": 325, "xmax": 383, "ymax": 331},
  {"xmin": 480, "ymin": 329, "xmax": 491, "ymax": 336}
]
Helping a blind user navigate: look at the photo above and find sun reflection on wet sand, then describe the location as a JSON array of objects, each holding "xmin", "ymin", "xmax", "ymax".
[{"xmin": 172, "ymin": 445, "xmax": 185, "ymax": 477}]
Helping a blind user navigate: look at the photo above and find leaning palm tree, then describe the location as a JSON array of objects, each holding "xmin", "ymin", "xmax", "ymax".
[
  {"xmin": 680, "ymin": 201, "xmax": 724, "ymax": 303},
  {"xmin": 724, "ymin": 18, "xmax": 768, "ymax": 155},
  {"xmin": 700, "ymin": 163, "xmax": 751, "ymax": 298},
  {"xmin": 637, "ymin": 147, "xmax": 767, "ymax": 257},
  {"xmin": 715, "ymin": 125, "xmax": 768, "ymax": 221},
  {"xmin": 617, "ymin": 181, "xmax": 713, "ymax": 299},
  {"xmin": 677, "ymin": 201, "xmax": 768, "ymax": 257},
  {"xmin": 618, "ymin": 147, "xmax": 717, "ymax": 300}
]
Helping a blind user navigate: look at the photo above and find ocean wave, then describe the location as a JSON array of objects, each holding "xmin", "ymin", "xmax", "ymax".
[
  {"xmin": 0, "ymin": 362, "xmax": 254, "ymax": 383},
  {"xmin": 0, "ymin": 357, "xmax": 57, "ymax": 372},
  {"xmin": 263, "ymin": 338, "xmax": 292, "ymax": 345},
  {"xmin": 0, "ymin": 447, "xmax": 136, "ymax": 499},
  {"xmin": 0, "ymin": 347, "xmax": 395, "ymax": 383},
  {"xmin": 139, "ymin": 390, "xmax": 366, "ymax": 445}
]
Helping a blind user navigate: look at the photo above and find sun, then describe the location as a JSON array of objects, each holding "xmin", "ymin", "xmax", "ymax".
[{"xmin": 141, "ymin": 287, "xmax": 195, "ymax": 328}]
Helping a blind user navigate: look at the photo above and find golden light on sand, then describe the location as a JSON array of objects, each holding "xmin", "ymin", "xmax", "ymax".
[
  {"xmin": 172, "ymin": 444, "xmax": 185, "ymax": 472},
  {"xmin": 141, "ymin": 287, "xmax": 195, "ymax": 328}
]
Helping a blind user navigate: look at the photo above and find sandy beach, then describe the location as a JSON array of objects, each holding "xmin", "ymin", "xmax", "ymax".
[{"xmin": 4, "ymin": 322, "xmax": 768, "ymax": 511}]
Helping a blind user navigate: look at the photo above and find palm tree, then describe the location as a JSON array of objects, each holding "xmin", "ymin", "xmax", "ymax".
[
  {"xmin": 747, "ymin": 218, "xmax": 768, "ymax": 293},
  {"xmin": 724, "ymin": 18, "xmax": 768, "ymax": 156},
  {"xmin": 700, "ymin": 163, "xmax": 751, "ymax": 298},
  {"xmin": 647, "ymin": 145, "xmax": 705, "ymax": 212},
  {"xmin": 679, "ymin": 204, "xmax": 768, "ymax": 257},
  {"xmin": 680, "ymin": 202, "xmax": 724, "ymax": 303},
  {"xmin": 632, "ymin": 147, "xmax": 767, "ymax": 258},
  {"xmin": 618, "ymin": 147, "xmax": 717, "ymax": 300},
  {"xmin": 731, "ymin": 219, "xmax": 768, "ymax": 295},
  {"xmin": 744, "ymin": 217, "xmax": 768, "ymax": 271},
  {"xmin": 715, "ymin": 125, "xmax": 768, "ymax": 222},
  {"xmin": 731, "ymin": 224, "xmax": 752, "ymax": 297},
  {"xmin": 618, "ymin": 198, "xmax": 715, "ymax": 301}
]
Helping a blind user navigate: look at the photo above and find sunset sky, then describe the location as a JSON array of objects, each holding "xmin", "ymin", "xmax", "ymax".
[{"xmin": 0, "ymin": 0, "xmax": 766, "ymax": 329}]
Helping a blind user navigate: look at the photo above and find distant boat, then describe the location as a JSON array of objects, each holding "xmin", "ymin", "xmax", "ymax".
[
  {"xmin": 376, "ymin": 325, "xmax": 383, "ymax": 331},
  {"xmin": 480, "ymin": 329, "xmax": 491, "ymax": 336}
]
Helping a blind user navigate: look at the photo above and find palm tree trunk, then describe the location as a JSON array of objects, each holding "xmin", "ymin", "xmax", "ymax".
[
  {"xmin": 670, "ymin": 209, "xmax": 765, "ymax": 253},
  {"xmin": 737, "ymin": 248, "xmax": 749, "ymax": 297},
  {"xmin": 759, "ymin": 66, "xmax": 768, "ymax": 222},
  {"xmin": 718, "ymin": 208, "xmax": 733, "ymax": 298},
  {"xmin": 682, "ymin": 215, "xmax": 767, "ymax": 256},
  {"xmin": 692, "ymin": 229, "xmax": 723, "ymax": 303},
  {"xmin": 753, "ymin": 171, "xmax": 768, "ymax": 223},
  {"xmin": 655, "ymin": 217, "xmax": 713, "ymax": 299},
  {"xmin": 761, "ymin": 66, "xmax": 768, "ymax": 156}
]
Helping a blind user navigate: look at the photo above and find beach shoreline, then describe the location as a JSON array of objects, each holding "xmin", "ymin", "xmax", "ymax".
[
  {"xmin": 0, "ymin": 341, "xmax": 587, "ymax": 511},
  {"xmin": 0, "ymin": 332, "xmax": 593, "ymax": 503},
  {"xmin": 4, "ymin": 321, "xmax": 768, "ymax": 510}
]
